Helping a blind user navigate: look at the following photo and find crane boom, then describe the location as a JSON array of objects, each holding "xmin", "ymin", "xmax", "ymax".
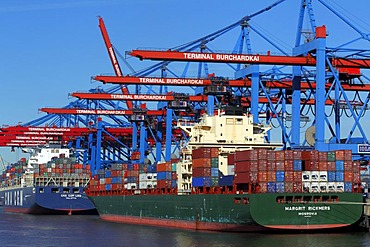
[
  {"xmin": 98, "ymin": 16, "xmax": 133, "ymax": 109},
  {"xmin": 129, "ymin": 49, "xmax": 370, "ymax": 69}
]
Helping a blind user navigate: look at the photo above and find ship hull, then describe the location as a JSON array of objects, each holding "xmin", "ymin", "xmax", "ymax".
[
  {"xmin": 88, "ymin": 192, "xmax": 364, "ymax": 232},
  {"xmin": 0, "ymin": 186, "xmax": 96, "ymax": 215}
]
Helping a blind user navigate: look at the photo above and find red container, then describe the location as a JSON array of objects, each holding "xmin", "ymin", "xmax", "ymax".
[
  {"xmin": 234, "ymin": 172, "xmax": 251, "ymax": 184},
  {"xmin": 318, "ymin": 152, "xmax": 328, "ymax": 162},
  {"xmin": 275, "ymin": 151, "xmax": 285, "ymax": 161},
  {"xmin": 302, "ymin": 150, "xmax": 319, "ymax": 161},
  {"xmin": 157, "ymin": 179, "xmax": 172, "ymax": 189},
  {"xmin": 344, "ymin": 161, "xmax": 353, "ymax": 171},
  {"xmin": 257, "ymin": 171, "xmax": 268, "ymax": 182},
  {"xmin": 276, "ymin": 161, "xmax": 284, "ymax": 171},
  {"xmin": 258, "ymin": 160, "xmax": 267, "ymax": 171},
  {"xmin": 192, "ymin": 158, "xmax": 211, "ymax": 169},
  {"xmin": 284, "ymin": 150, "xmax": 294, "ymax": 160},
  {"xmin": 193, "ymin": 167, "xmax": 211, "ymax": 177},
  {"xmin": 318, "ymin": 161, "xmax": 328, "ymax": 171},
  {"xmin": 267, "ymin": 171, "xmax": 276, "ymax": 182},
  {"xmin": 293, "ymin": 150, "xmax": 302, "ymax": 160},
  {"xmin": 210, "ymin": 148, "xmax": 219, "ymax": 158},
  {"xmin": 267, "ymin": 161, "xmax": 276, "ymax": 171},
  {"xmin": 235, "ymin": 161, "xmax": 250, "ymax": 173},
  {"xmin": 258, "ymin": 149, "xmax": 268, "ymax": 160},
  {"xmin": 293, "ymin": 182, "xmax": 303, "ymax": 193},
  {"xmin": 343, "ymin": 150, "xmax": 352, "ymax": 161},
  {"xmin": 344, "ymin": 171, "xmax": 353, "ymax": 182},
  {"xmin": 327, "ymin": 161, "xmax": 336, "ymax": 171},
  {"xmin": 171, "ymin": 172, "xmax": 177, "ymax": 180},
  {"xmin": 284, "ymin": 171, "xmax": 294, "ymax": 182},
  {"xmin": 250, "ymin": 172, "xmax": 258, "ymax": 182},
  {"xmin": 353, "ymin": 161, "xmax": 361, "ymax": 172},
  {"xmin": 284, "ymin": 160, "xmax": 294, "ymax": 171},
  {"xmin": 335, "ymin": 150, "xmax": 345, "ymax": 160},
  {"xmin": 227, "ymin": 153, "xmax": 235, "ymax": 165},
  {"xmin": 235, "ymin": 149, "xmax": 258, "ymax": 162},
  {"xmin": 293, "ymin": 171, "xmax": 302, "ymax": 182},
  {"xmin": 353, "ymin": 172, "xmax": 361, "ymax": 183},
  {"xmin": 267, "ymin": 150, "xmax": 276, "ymax": 161},
  {"xmin": 259, "ymin": 182, "xmax": 267, "ymax": 193},
  {"xmin": 284, "ymin": 182, "xmax": 294, "ymax": 192}
]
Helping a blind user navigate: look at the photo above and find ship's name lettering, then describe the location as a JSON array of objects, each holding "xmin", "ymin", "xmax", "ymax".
[
  {"xmin": 298, "ymin": 212, "xmax": 317, "ymax": 216},
  {"xmin": 284, "ymin": 206, "xmax": 331, "ymax": 211}
]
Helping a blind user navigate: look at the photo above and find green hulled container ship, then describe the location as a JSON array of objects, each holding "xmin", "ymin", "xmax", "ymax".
[{"xmin": 87, "ymin": 110, "xmax": 365, "ymax": 232}]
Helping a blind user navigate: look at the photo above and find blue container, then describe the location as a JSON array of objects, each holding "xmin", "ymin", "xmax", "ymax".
[
  {"xmin": 328, "ymin": 171, "xmax": 336, "ymax": 182},
  {"xmin": 157, "ymin": 171, "xmax": 171, "ymax": 180},
  {"xmin": 111, "ymin": 177, "xmax": 122, "ymax": 184},
  {"xmin": 105, "ymin": 184, "xmax": 112, "ymax": 190},
  {"xmin": 127, "ymin": 176, "xmax": 137, "ymax": 183},
  {"xmin": 335, "ymin": 171, "xmax": 344, "ymax": 182},
  {"xmin": 128, "ymin": 163, "xmax": 134, "ymax": 170},
  {"xmin": 293, "ymin": 160, "xmax": 302, "ymax": 171},
  {"xmin": 171, "ymin": 180, "xmax": 177, "ymax": 188},
  {"xmin": 267, "ymin": 182, "xmax": 276, "ymax": 193},
  {"xmin": 219, "ymin": 175, "xmax": 234, "ymax": 186},
  {"xmin": 276, "ymin": 171, "xmax": 285, "ymax": 182},
  {"xmin": 276, "ymin": 182, "xmax": 285, "ymax": 193},
  {"xmin": 344, "ymin": 182, "xmax": 352, "ymax": 192},
  {"xmin": 105, "ymin": 170, "xmax": 112, "ymax": 178},
  {"xmin": 211, "ymin": 168, "xmax": 219, "ymax": 177},
  {"xmin": 335, "ymin": 160, "xmax": 344, "ymax": 171},
  {"xmin": 147, "ymin": 165, "xmax": 157, "ymax": 173},
  {"xmin": 192, "ymin": 177, "xmax": 212, "ymax": 187}
]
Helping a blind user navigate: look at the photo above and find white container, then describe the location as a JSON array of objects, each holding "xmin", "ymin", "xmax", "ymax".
[
  {"xmin": 319, "ymin": 182, "xmax": 328, "ymax": 192},
  {"xmin": 328, "ymin": 182, "xmax": 336, "ymax": 192},
  {"xmin": 302, "ymin": 171, "xmax": 311, "ymax": 182},
  {"xmin": 311, "ymin": 182, "xmax": 320, "ymax": 192},
  {"xmin": 319, "ymin": 171, "xmax": 328, "ymax": 182},
  {"xmin": 311, "ymin": 171, "xmax": 319, "ymax": 182},
  {"xmin": 227, "ymin": 165, "xmax": 235, "ymax": 175},
  {"xmin": 303, "ymin": 182, "xmax": 311, "ymax": 192},
  {"xmin": 139, "ymin": 173, "xmax": 148, "ymax": 182},
  {"xmin": 127, "ymin": 183, "xmax": 137, "ymax": 190},
  {"xmin": 336, "ymin": 182, "xmax": 344, "ymax": 192},
  {"xmin": 139, "ymin": 181, "xmax": 148, "ymax": 189}
]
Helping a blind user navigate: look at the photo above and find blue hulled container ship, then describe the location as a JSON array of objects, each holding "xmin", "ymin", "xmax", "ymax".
[{"xmin": 0, "ymin": 147, "xmax": 96, "ymax": 214}]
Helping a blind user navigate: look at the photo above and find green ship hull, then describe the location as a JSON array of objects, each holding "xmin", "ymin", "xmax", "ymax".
[{"xmin": 88, "ymin": 192, "xmax": 364, "ymax": 232}]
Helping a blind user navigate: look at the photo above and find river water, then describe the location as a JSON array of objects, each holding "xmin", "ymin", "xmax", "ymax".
[{"xmin": 0, "ymin": 208, "xmax": 369, "ymax": 247}]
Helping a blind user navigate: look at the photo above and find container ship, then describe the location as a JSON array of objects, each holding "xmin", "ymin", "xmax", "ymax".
[
  {"xmin": 0, "ymin": 147, "xmax": 96, "ymax": 214},
  {"xmin": 87, "ymin": 109, "xmax": 365, "ymax": 232}
]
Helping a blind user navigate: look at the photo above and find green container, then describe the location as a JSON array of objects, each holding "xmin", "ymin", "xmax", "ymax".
[
  {"xmin": 172, "ymin": 163, "xmax": 177, "ymax": 172},
  {"xmin": 211, "ymin": 157, "xmax": 219, "ymax": 168},
  {"xmin": 327, "ymin": 151, "xmax": 336, "ymax": 162}
]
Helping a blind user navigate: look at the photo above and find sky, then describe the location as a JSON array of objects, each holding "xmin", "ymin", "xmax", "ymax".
[{"xmin": 0, "ymin": 0, "xmax": 369, "ymax": 164}]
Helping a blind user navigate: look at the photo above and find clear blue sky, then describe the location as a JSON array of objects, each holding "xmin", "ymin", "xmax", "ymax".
[{"xmin": 0, "ymin": 0, "xmax": 369, "ymax": 164}]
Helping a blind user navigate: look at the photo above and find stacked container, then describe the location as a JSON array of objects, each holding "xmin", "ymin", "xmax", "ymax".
[
  {"xmin": 192, "ymin": 147, "xmax": 219, "ymax": 187},
  {"xmin": 231, "ymin": 149, "xmax": 361, "ymax": 194},
  {"xmin": 156, "ymin": 161, "xmax": 174, "ymax": 189}
]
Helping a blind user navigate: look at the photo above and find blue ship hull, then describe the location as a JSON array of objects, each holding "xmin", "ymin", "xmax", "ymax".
[{"xmin": 0, "ymin": 186, "xmax": 96, "ymax": 214}]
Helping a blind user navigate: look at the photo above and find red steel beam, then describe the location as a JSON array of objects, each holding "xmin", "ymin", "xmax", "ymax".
[
  {"xmin": 40, "ymin": 108, "xmax": 167, "ymax": 116},
  {"xmin": 71, "ymin": 92, "xmax": 208, "ymax": 102},
  {"xmin": 129, "ymin": 50, "xmax": 370, "ymax": 68},
  {"xmin": 93, "ymin": 75, "xmax": 370, "ymax": 92}
]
